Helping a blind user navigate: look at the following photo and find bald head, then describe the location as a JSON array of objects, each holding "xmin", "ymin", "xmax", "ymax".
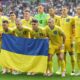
[
  {"xmin": 48, "ymin": 18, "xmax": 54, "ymax": 23},
  {"xmin": 48, "ymin": 18, "xmax": 54, "ymax": 27},
  {"xmin": 15, "ymin": 19, "xmax": 22, "ymax": 29}
]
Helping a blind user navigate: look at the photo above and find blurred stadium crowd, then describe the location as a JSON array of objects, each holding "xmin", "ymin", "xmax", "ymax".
[{"xmin": 0, "ymin": 0, "xmax": 80, "ymax": 18}]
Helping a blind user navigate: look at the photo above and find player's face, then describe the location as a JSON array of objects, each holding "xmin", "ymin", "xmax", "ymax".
[
  {"xmin": 49, "ymin": 8, "xmax": 55, "ymax": 16},
  {"xmin": 61, "ymin": 7, "xmax": 68, "ymax": 15},
  {"xmin": 38, "ymin": 5, "xmax": 44, "ymax": 13},
  {"xmin": 2, "ymin": 22, "xmax": 8, "ymax": 30},
  {"xmin": 16, "ymin": 20, "xmax": 22, "ymax": 29},
  {"xmin": 76, "ymin": 7, "xmax": 80, "ymax": 15},
  {"xmin": 24, "ymin": 12, "xmax": 30, "ymax": 20},
  {"xmin": 10, "ymin": 13, "xmax": 16, "ymax": 20},
  {"xmin": 32, "ymin": 22, "xmax": 38, "ymax": 30},
  {"xmin": 48, "ymin": 19, "xmax": 54, "ymax": 27}
]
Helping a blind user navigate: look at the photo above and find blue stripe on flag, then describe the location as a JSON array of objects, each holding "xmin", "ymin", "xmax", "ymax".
[{"xmin": 2, "ymin": 34, "xmax": 49, "ymax": 56}]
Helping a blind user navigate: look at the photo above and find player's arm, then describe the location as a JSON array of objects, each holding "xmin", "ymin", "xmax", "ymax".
[{"xmin": 59, "ymin": 27, "xmax": 66, "ymax": 44}]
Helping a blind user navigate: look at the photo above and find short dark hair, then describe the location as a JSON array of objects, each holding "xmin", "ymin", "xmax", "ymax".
[
  {"xmin": 23, "ymin": 8, "xmax": 30, "ymax": 13},
  {"xmin": 9, "ymin": 11, "xmax": 15, "ymax": 15},
  {"xmin": 2, "ymin": 20, "xmax": 9, "ymax": 23},
  {"xmin": 31, "ymin": 19, "xmax": 38, "ymax": 23}
]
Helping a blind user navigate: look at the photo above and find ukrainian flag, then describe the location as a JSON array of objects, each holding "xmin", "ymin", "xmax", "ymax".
[{"xmin": 0, "ymin": 34, "xmax": 49, "ymax": 73}]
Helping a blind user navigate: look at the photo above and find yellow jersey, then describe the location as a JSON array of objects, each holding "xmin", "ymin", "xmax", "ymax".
[
  {"xmin": 74, "ymin": 16, "xmax": 80, "ymax": 38},
  {"xmin": 59, "ymin": 16, "xmax": 74, "ymax": 40},
  {"xmin": 30, "ymin": 27, "xmax": 45, "ymax": 38},
  {"xmin": 45, "ymin": 25, "xmax": 64, "ymax": 46},
  {"xmin": 14, "ymin": 27, "xmax": 31, "ymax": 38},
  {"xmin": 21, "ymin": 17, "xmax": 33, "ymax": 28},
  {"xmin": 51, "ymin": 15, "xmax": 60, "ymax": 26}
]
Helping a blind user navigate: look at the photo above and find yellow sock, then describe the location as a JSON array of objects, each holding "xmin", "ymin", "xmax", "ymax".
[
  {"xmin": 48, "ymin": 61, "xmax": 53, "ymax": 73},
  {"xmin": 71, "ymin": 55, "xmax": 76, "ymax": 71},
  {"xmin": 61, "ymin": 60, "xmax": 65, "ymax": 72}
]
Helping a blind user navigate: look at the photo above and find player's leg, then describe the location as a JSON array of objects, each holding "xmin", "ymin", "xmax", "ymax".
[
  {"xmin": 58, "ymin": 48, "xmax": 66, "ymax": 77},
  {"xmin": 56, "ymin": 53, "xmax": 61, "ymax": 75},
  {"xmin": 69, "ymin": 52, "xmax": 76, "ymax": 75},
  {"xmin": 64, "ymin": 40, "xmax": 68, "ymax": 68},
  {"xmin": 69, "ymin": 40, "xmax": 76, "ymax": 75},
  {"xmin": 56, "ymin": 44, "xmax": 66, "ymax": 75},
  {"xmin": 44, "ymin": 54, "xmax": 53, "ymax": 76},
  {"xmin": 46, "ymin": 44, "xmax": 55, "ymax": 76},
  {"xmin": 64, "ymin": 52, "xmax": 67, "ymax": 67},
  {"xmin": 47, "ymin": 54, "xmax": 53, "ymax": 76}
]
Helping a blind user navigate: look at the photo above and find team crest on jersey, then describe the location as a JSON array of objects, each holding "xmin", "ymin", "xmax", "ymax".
[
  {"xmin": 53, "ymin": 31, "xmax": 58, "ymax": 35},
  {"xmin": 66, "ymin": 18, "xmax": 70, "ymax": 22}
]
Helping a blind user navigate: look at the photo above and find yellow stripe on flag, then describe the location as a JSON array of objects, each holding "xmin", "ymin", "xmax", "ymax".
[{"xmin": 0, "ymin": 49, "xmax": 48, "ymax": 73}]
